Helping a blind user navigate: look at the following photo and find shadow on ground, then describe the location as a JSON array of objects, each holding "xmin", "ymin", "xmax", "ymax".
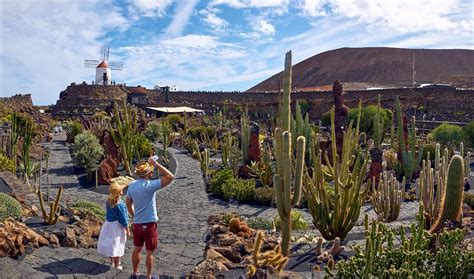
[{"xmin": 34, "ymin": 258, "xmax": 110, "ymax": 276}]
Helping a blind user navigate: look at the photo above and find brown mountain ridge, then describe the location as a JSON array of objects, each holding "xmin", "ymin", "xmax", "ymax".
[{"xmin": 248, "ymin": 47, "xmax": 474, "ymax": 91}]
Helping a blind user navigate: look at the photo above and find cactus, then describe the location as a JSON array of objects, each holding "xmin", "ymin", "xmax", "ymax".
[
  {"xmin": 20, "ymin": 120, "xmax": 37, "ymax": 189},
  {"xmin": 272, "ymin": 50, "xmax": 307, "ymax": 256},
  {"xmin": 373, "ymin": 94, "xmax": 383, "ymax": 149},
  {"xmin": 8, "ymin": 112, "xmax": 19, "ymax": 175},
  {"xmin": 395, "ymin": 96, "xmax": 423, "ymax": 184},
  {"xmin": 38, "ymin": 186, "xmax": 63, "ymax": 225},
  {"xmin": 303, "ymin": 103, "xmax": 369, "ymax": 240},
  {"xmin": 430, "ymin": 155, "xmax": 464, "ymax": 233},
  {"xmin": 246, "ymin": 230, "xmax": 289, "ymax": 276},
  {"xmin": 371, "ymin": 171, "xmax": 403, "ymax": 222},
  {"xmin": 274, "ymin": 131, "xmax": 305, "ymax": 255},
  {"xmin": 108, "ymin": 99, "xmax": 138, "ymax": 176},
  {"xmin": 183, "ymin": 112, "xmax": 187, "ymax": 138},
  {"xmin": 216, "ymin": 111, "xmax": 223, "ymax": 130},
  {"xmin": 221, "ymin": 133, "xmax": 231, "ymax": 168},
  {"xmin": 241, "ymin": 108, "xmax": 250, "ymax": 164}
]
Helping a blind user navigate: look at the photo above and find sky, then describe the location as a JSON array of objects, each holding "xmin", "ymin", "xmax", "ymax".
[{"xmin": 0, "ymin": 0, "xmax": 473, "ymax": 105}]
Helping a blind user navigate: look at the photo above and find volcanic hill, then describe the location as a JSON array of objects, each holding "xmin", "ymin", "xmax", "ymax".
[{"xmin": 249, "ymin": 47, "xmax": 474, "ymax": 91}]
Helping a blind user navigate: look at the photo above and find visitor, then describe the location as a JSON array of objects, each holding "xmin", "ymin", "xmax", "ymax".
[
  {"xmin": 464, "ymin": 178, "xmax": 470, "ymax": 192},
  {"xmin": 126, "ymin": 157, "xmax": 175, "ymax": 279},
  {"xmin": 97, "ymin": 182, "xmax": 130, "ymax": 270}
]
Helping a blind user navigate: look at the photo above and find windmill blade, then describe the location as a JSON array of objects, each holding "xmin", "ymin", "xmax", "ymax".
[
  {"xmin": 100, "ymin": 45, "xmax": 110, "ymax": 61},
  {"xmin": 109, "ymin": 61, "xmax": 124, "ymax": 70},
  {"xmin": 84, "ymin": 60, "xmax": 100, "ymax": 68}
]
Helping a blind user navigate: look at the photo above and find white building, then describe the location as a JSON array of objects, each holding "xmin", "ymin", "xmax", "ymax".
[{"xmin": 95, "ymin": 61, "xmax": 112, "ymax": 85}]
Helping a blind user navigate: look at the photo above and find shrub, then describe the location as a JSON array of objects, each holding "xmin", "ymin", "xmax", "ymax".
[
  {"xmin": 143, "ymin": 121, "xmax": 161, "ymax": 142},
  {"xmin": 0, "ymin": 153, "xmax": 15, "ymax": 173},
  {"xmin": 274, "ymin": 210, "xmax": 309, "ymax": 231},
  {"xmin": 133, "ymin": 133, "xmax": 153, "ymax": 160},
  {"xmin": 422, "ymin": 143, "xmax": 436, "ymax": 162},
  {"xmin": 247, "ymin": 217, "xmax": 273, "ymax": 230},
  {"xmin": 320, "ymin": 105, "xmax": 393, "ymax": 138},
  {"xmin": 221, "ymin": 178, "xmax": 256, "ymax": 202},
  {"xmin": 70, "ymin": 199, "xmax": 105, "ymax": 221},
  {"xmin": 72, "ymin": 131, "xmax": 104, "ymax": 171},
  {"xmin": 64, "ymin": 120, "xmax": 83, "ymax": 143},
  {"xmin": 429, "ymin": 123, "xmax": 464, "ymax": 148},
  {"xmin": 187, "ymin": 126, "xmax": 216, "ymax": 140},
  {"xmin": 165, "ymin": 114, "xmax": 182, "ymax": 130},
  {"xmin": 0, "ymin": 193, "xmax": 22, "ymax": 222},
  {"xmin": 209, "ymin": 169, "xmax": 235, "ymax": 196},
  {"xmin": 254, "ymin": 186, "xmax": 273, "ymax": 205},
  {"xmin": 463, "ymin": 120, "xmax": 474, "ymax": 148}
]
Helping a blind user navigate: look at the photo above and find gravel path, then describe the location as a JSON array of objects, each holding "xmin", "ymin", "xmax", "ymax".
[{"xmin": 0, "ymin": 132, "xmax": 420, "ymax": 278}]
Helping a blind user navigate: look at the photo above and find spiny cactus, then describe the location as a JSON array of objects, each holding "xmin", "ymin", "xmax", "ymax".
[
  {"xmin": 430, "ymin": 155, "xmax": 464, "ymax": 233},
  {"xmin": 246, "ymin": 230, "xmax": 289, "ymax": 276},
  {"xmin": 373, "ymin": 94, "xmax": 383, "ymax": 149},
  {"xmin": 304, "ymin": 102, "xmax": 369, "ymax": 240},
  {"xmin": 109, "ymin": 99, "xmax": 138, "ymax": 176},
  {"xmin": 371, "ymin": 171, "xmax": 403, "ymax": 222},
  {"xmin": 38, "ymin": 186, "xmax": 63, "ymax": 225},
  {"xmin": 274, "ymin": 131, "xmax": 305, "ymax": 255},
  {"xmin": 241, "ymin": 108, "xmax": 250, "ymax": 164},
  {"xmin": 8, "ymin": 112, "xmax": 19, "ymax": 175},
  {"xmin": 273, "ymin": 50, "xmax": 306, "ymax": 256},
  {"xmin": 220, "ymin": 133, "xmax": 231, "ymax": 168},
  {"xmin": 395, "ymin": 96, "xmax": 423, "ymax": 183}
]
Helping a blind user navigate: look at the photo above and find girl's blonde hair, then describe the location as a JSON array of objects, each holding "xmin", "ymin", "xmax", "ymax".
[{"xmin": 107, "ymin": 182, "xmax": 125, "ymax": 208}]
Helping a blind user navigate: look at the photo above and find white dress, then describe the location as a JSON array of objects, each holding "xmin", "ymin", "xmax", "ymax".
[{"xmin": 97, "ymin": 220, "xmax": 127, "ymax": 257}]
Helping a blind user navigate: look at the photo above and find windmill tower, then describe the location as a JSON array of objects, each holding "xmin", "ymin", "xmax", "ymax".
[{"xmin": 84, "ymin": 46, "xmax": 124, "ymax": 85}]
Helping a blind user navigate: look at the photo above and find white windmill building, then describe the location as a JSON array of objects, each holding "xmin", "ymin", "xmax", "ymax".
[{"xmin": 84, "ymin": 46, "xmax": 123, "ymax": 85}]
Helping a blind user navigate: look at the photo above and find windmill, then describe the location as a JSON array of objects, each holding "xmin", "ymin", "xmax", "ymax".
[{"xmin": 84, "ymin": 46, "xmax": 124, "ymax": 85}]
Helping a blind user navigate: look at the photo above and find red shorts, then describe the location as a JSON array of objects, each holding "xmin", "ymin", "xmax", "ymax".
[{"xmin": 133, "ymin": 222, "xmax": 158, "ymax": 251}]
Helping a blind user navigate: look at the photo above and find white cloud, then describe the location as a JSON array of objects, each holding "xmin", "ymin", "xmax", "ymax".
[
  {"xmin": 199, "ymin": 8, "xmax": 229, "ymax": 31},
  {"xmin": 254, "ymin": 18, "xmax": 276, "ymax": 35},
  {"xmin": 165, "ymin": 0, "xmax": 199, "ymax": 37},
  {"xmin": 210, "ymin": 0, "xmax": 288, "ymax": 8},
  {"xmin": 0, "ymin": 0, "xmax": 128, "ymax": 104},
  {"xmin": 298, "ymin": 0, "xmax": 328, "ymax": 16},
  {"xmin": 128, "ymin": 0, "xmax": 174, "ymax": 17}
]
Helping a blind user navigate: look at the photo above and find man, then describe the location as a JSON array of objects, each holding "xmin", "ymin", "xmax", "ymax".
[{"xmin": 126, "ymin": 157, "xmax": 174, "ymax": 279}]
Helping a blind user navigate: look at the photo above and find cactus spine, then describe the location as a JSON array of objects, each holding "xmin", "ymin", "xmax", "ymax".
[
  {"xmin": 304, "ymin": 102, "xmax": 369, "ymax": 240},
  {"xmin": 109, "ymin": 99, "xmax": 137, "ymax": 176},
  {"xmin": 430, "ymin": 155, "xmax": 464, "ymax": 233},
  {"xmin": 371, "ymin": 171, "xmax": 403, "ymax": 222},
  {"xmin": 38, "ymin": 186, "xmax": 63, "ymax": 225}
]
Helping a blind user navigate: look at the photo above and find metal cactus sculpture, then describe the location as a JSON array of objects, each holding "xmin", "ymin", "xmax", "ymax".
[
  {"xmin": 430, "ymin": 154, "xmax": 464, "ymax": 233},
  {"xmin": 371, "ymin": 171, "xmax": 403, "ymax": 222},
  {"xmin": 108, "ymin": 99, "xmax": 138, "ymax": 176},
  {"xmin": 304, "ymin": 102, "xmax": 369, "ymax": 240},
  {"xmin": 273, "ymin": 51, "xmax": 306, "ymax": 256}
]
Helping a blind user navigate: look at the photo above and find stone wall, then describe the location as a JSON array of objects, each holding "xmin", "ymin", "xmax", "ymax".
[
  {"xmin": 0, "ymin": 94, "xmax": 33, "ymax": 111},
  {"xmin": 147, "ymin": 88, "xmax": 474, "ymax": 123},
  {"xmin": 52, "ymin": 84, "xmax": 129, "ymax": 119}
]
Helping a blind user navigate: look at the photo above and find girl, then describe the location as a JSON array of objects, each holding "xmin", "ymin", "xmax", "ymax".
[{"xmin": 97, "ymin": 182, "xmax": 130, "ymax": 270}]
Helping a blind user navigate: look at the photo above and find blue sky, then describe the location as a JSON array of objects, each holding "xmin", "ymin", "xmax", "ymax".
[{"xmin": 1, "ymin": 0, "xmax": 473, "ymax": 105}]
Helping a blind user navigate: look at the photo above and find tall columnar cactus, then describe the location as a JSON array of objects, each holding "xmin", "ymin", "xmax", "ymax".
[
  {"xmin": 304, "ymin": 104, "xmax": 369, "ymax": 240},
  {"xmin": 373, "ymin": 94, "xmax": 383, "ymax": 149},
  {"xmin": 371, "ymin": 171, "xmax": 403, "ymax": 222},
  {"xmin": 9, "ymin": 112, "xmax": 19, "ymax": 175},
  {"xmin": 108, "ymin": 99, "xmax": 138, "ymax": 176},
  {"xmin": 430, "ymin": 155, "xmax": 464, "ymax": 233},
  {"xmin": 274, "ymin": 131, "xmax": 305, "ymax": 256},
  {"xmin": 38, "ymin": 186, "xmax": 63, "ymax": 225},
  {"xmin": 221, "ymin": 133, "xmax": 231, "ymax": 168},
  {"xmin": 272, "ymin": 50, "xmax": 307, "ymax": 256},
  {"xmin": 183, "ymin": 112, "xmax": 187, "ymax": 138},
  {"xmin": 21, "ymin": 120, "xmax": 36, "ymax": 188},
  {"xmin": 395, "ymin": 96, "xmax": 423, "ymax": 183},
  {"xmin": 241, "ymin": 108, "xmax": 250, "ymax": 164},
  {"xmin": 216, "ymin": 111, "xmax": 223, "ymax": 130}
]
